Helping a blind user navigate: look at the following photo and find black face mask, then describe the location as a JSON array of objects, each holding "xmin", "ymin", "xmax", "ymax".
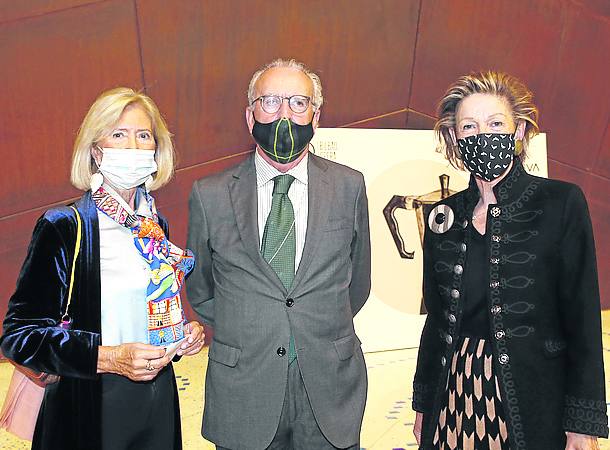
[
  {"xmin": 457, "ymin": 133, "xmax": 515, "ymax": 181},
  {"xmin": 252, "ymin": 117, "xmax": 314, "ymax": 164}
]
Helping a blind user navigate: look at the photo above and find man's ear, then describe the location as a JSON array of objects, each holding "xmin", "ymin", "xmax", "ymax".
[
  {"xmin": 246, "ymin": 106, "xmax": 255, "ymax": 133},
  {"xmin": 312, "ymin": 108, "xmax": 321, "ymax": 131}
]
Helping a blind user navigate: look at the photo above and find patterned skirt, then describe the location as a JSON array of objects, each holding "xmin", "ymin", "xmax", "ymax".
[{"xmin": 433, "ymin": 336, "xmax": 509, "ymax": 450}]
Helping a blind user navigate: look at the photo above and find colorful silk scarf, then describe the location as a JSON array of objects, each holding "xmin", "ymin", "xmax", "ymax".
[{"xmin": 92, "ymin": 186, "xmax": 195, "ymax": 346}]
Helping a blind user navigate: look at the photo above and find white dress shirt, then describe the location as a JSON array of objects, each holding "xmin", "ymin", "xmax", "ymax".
[{"xmin": 255, "ymin": 151, "xmax": 308, "ymax": 270}]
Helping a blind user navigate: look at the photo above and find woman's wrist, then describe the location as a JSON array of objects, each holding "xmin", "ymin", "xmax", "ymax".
[{"xmin": 96, "ymin": 345, "xmax": 117, "ymax": 374}]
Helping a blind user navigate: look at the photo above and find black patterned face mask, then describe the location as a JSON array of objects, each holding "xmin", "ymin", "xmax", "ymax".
[{"xmin": 457, "ymin": 133, "xmax": 515, "ymax": 181}]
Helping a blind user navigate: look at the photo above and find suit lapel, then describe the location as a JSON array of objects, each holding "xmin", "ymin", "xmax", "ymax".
[
  {"xmin": 290, "ymin": 154, "xmax": 331, "ymax": 292},
  {"xmin": 229, "ymin": 155, "xmax": 286, "ymax": 291}
]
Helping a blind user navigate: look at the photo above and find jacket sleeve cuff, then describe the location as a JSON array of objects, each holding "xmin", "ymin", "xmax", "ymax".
[
  {"xmin": 563, "ymin": 395, "xmax": 609, "ymax": 437},
  {"xmin": 412, "ymin": 381, "xmax": 431, "ymax": 413}
]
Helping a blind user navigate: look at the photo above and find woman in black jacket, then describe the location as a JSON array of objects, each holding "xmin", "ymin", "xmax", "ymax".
[
  {"xmin": 1, "ymin": 87, "xmax": 205, "ymax": 449},
  {"xmin": 412, "ymin": 71, "xmax": 606, "ymax": 450}
]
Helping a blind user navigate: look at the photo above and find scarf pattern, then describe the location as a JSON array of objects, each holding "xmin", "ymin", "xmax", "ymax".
[{"xmin": 92, "ymin": 186, "xmax": 195, "ymax": 346}]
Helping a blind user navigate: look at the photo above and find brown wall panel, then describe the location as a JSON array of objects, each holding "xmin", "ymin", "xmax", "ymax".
[
  {"xmin": 573, "ymin": 0, "xmax": 610, "ymax": 17},
  {"xmin": 136, "ymin": 0, "xmax": 420, "ymax": 169},
  {"xmin": 543, "ymin": 4, "xmax": 610, "ymax": 169},
  {"xmin": 547, "ymin": 159, "xmax": 591, "ymax": 190},
  {"xmin": 594, "ymin": 122, "xmax": 610, "ymax": 178},
  {"xmin": 0, "ymin": 0, "xmax": 144, "ymax": 217},
  {"xmin": 405, "ymin": 110, "xmax": 436, "ymax": 130},
  {"xmin": 342, "ymin": 110, "xmax": 408, "ymax": 129},
  {"xmin": 409, "ymin": 0, "xmax": 563, "ymax": 127},
  {"xmin": 0, "ymin": 204, "xmax": 77, "ymax": 256},
  {"xmin": 135, "ymin": 0, "xmax": 253, "ymax": 167},
  {"xmin": 0, "ymin": 0, "xmax": 100, "ymax": 24}
]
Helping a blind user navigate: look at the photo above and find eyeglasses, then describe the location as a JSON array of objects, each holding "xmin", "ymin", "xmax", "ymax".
[{"xmin": 251, "ymin": 95, "xmax": 312, "ymax": 114}]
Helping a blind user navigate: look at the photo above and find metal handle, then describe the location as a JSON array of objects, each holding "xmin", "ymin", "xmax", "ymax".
[{"xmin": 383, "ymin": 195, "xmax": 416, "ymax": 259}]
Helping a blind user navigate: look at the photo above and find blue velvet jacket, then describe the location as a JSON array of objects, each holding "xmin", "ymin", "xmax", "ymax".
[
  {"xmin": 412, "ymin": 161, "xmax": 608, "ymax": 449},
  {"xmin": 0, "ymin": 191, "xmax": 179, "ymax": 449}
]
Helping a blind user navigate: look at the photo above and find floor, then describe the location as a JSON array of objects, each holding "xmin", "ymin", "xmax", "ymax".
[{"xmin": 2, "ymin": 313, "xmax": 610, "ymax": 449}]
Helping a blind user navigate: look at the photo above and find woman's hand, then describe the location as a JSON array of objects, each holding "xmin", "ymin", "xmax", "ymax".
[
  {"xmin": 413, "ymin": 411, "xmax": 423, "ymax": 445},
  {"xmin": 565, "ymin": 432, "xmax": 599, "ymax": 450},
  {"xmin": 177, "ymin": 321, "xmax": 205, "ymax": 357},
  {"xmin": 97, "ymin": 343, "xmax": 172, "ymax": 381}
]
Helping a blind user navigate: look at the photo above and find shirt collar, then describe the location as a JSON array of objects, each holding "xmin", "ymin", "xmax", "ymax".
[{"xmin": 255, "ymin": 150, "xmax": 308, "ymax": 187}]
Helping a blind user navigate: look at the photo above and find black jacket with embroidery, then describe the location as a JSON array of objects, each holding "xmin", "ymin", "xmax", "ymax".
[{"xmin": 412, "ymin": 160, "xmax": 607, "ymax": 449}]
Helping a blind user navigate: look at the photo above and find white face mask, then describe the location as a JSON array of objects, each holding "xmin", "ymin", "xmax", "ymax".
[{"xmin": 98, "ymin": 148, "xmax": 157, "ymax": 190}]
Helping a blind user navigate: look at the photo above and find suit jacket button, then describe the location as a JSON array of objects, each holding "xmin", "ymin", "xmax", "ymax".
[
  {"xmin": 451, "ymin": 289, "xmax": 460, "ymax": 299},
  {"xmin": 490, "ymin": 281, "xmax": 500, "ymax": 289},
  {"xmin": 277, "ymin": 347, "xmax": 286, "ymax": 356},
  {"xmin": 286, "ymin": 298, "xmax": 294, "ymax": 307},
  {"xmin": 441, "ymin": 356, "xmax": 447, "ymax": 367},
  {"xmin": 448, "ymin": 313, "xmax": 457, "ymax": 324},
  {"xmin": 498, "ymin": 353, "xmax": 509, "ymax": 365},
  {"xmin": 495, "ymin": 330, "xmax": 505, "ymax": 340},
  {"xmin": 445, "ymin": 334, "xmax": 453, "ymax": 345},
  {"xmin": 454, "ymin": 264, "xmax": 463, "ymax": 275},
  {"xmin": 491, "ymin": 305, "xmax": 502, "ymax": 315},
  {"xmin": 460, "ymin": 242, "xmax": 467, "ymax": 252}
]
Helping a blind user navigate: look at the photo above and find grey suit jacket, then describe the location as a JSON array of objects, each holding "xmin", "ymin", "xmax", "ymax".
[{"xmin": 186, "ymin": 153, "xmax": 371, "ymax": 449}]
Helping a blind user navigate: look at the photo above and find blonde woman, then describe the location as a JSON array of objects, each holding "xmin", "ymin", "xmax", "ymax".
[
  {"xmin": 412, "ymin": 72, "xmax": 606, "ymax": 450},
  {"xmin": 1, "ymin": 88, "xmax": 204, "ymax": 450}
]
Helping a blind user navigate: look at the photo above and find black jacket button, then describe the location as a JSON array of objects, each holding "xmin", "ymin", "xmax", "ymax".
[
  {"xmin": 286, "ymin": 298, "xmax": 294, "ymax": 307},
  {"xmin": 277, "ymin": 347, "xmax": 286, "ymax": 356}
]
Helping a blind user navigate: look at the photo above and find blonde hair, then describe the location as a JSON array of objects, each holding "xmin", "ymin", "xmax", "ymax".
[
  {"xmin": 247, "ymin": 58, "xmax": 323, "ymax": 111},
  {"xmin": 70, "ymin": 87, "xmax": 175, "ymax": 191},
  {"xmin": 435, "ymin": 71, "xmax": 540, "ymax": 169}
]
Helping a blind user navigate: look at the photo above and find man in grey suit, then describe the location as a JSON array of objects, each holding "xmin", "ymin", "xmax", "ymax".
[{"xmin": 187, "ymin": 58, "xmax": 371, "ymax": 450}]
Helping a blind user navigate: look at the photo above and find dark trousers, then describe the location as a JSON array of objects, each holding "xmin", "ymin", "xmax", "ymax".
[
  {"xmin": 101, "ymin": 364, "xmax": 180, "ymax": 450},
  {"xmin": 218, "ymin": 360, "xmax": 359, "ymax": 450}
]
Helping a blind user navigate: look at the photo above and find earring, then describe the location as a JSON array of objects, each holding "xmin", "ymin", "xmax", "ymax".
[
  {"xmin": 515, "ymin": 139, "xmax": 523, "ymax": 156},
  {"xmin": 90, "ymin": 172, "xmax": 103, "ymax": 192}
]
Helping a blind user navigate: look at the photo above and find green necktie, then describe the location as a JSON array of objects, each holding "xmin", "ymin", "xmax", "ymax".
[{"xmin": 261, "ymin": 174, "xmax": 297, "ymax": 362}]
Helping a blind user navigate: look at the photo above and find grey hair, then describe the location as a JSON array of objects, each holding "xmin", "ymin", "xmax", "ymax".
[{"xmin": 247, "ymin": 58, "xmax": 323, "ymax": 111}]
